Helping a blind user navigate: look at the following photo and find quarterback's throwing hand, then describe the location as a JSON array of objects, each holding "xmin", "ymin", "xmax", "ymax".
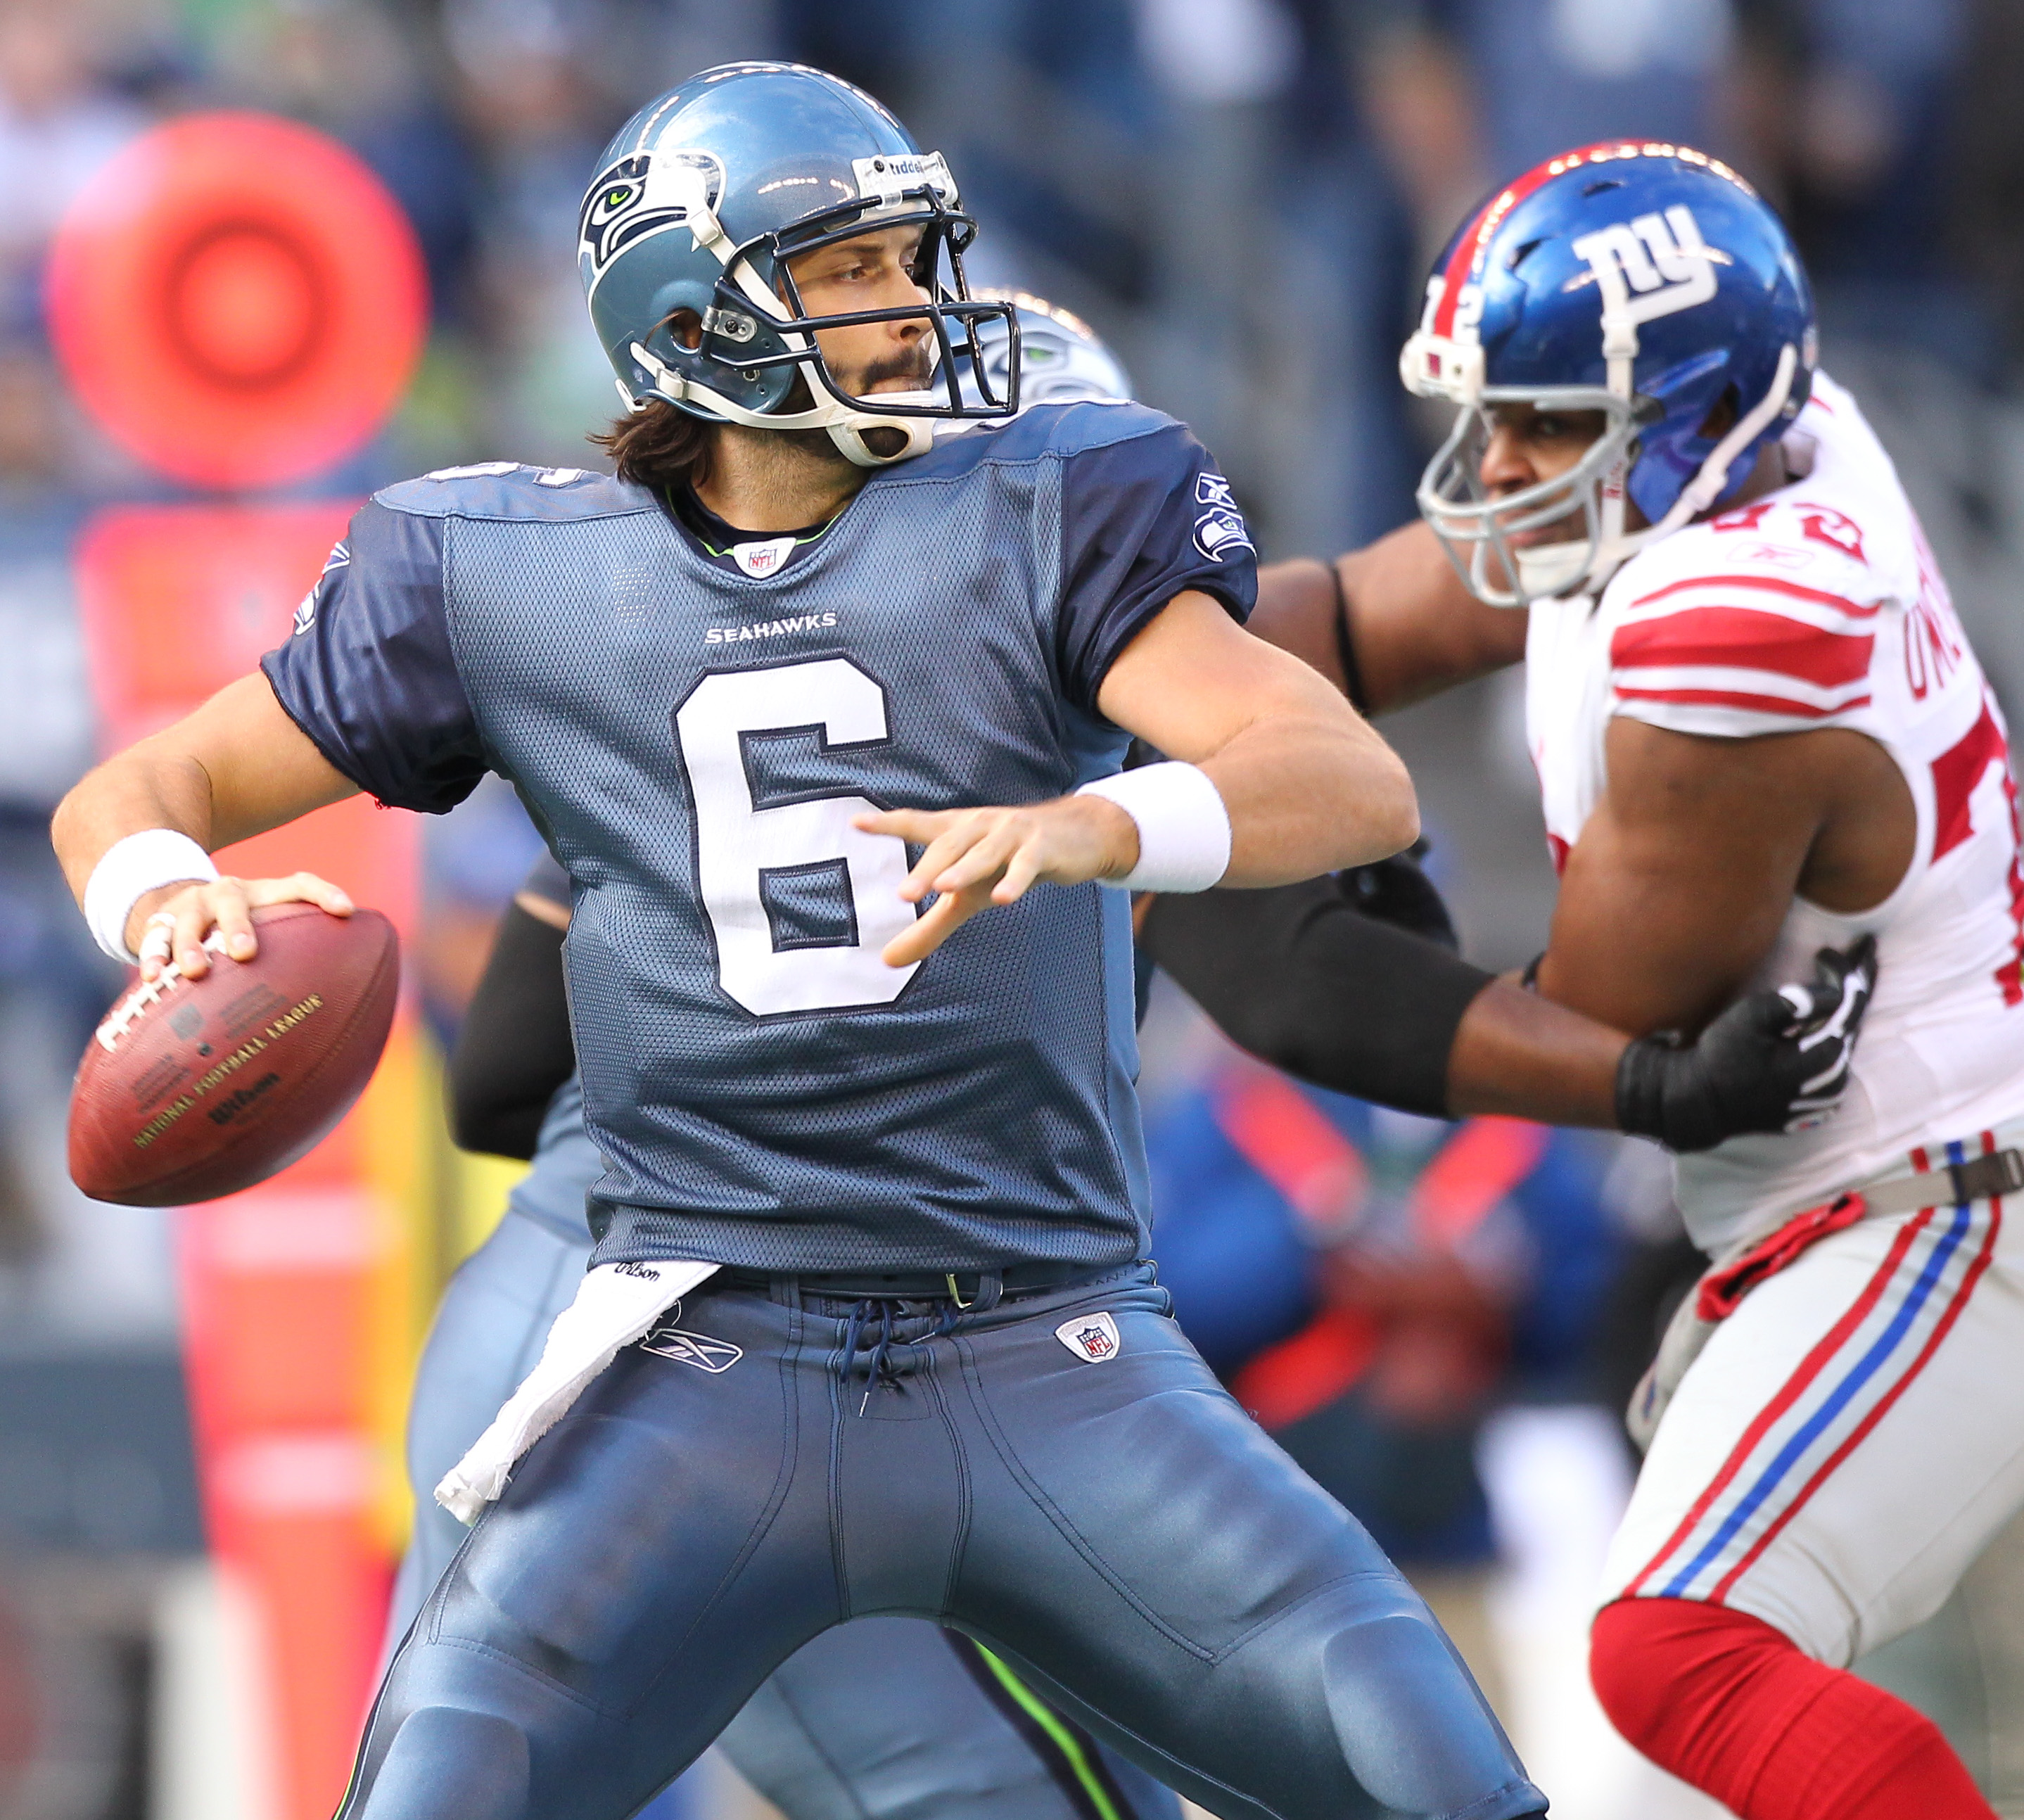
[
  {"xmin": 855, "ymin": 796, "xmax": 1139, "ymax": 968},
  {"xmin": 129, "ymin": 872, "xmax": 355, "ymax": 982}
]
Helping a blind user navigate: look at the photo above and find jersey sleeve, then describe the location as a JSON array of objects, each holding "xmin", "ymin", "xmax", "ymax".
[
  {"xmin": 1606, "ymin": 534, "xmax": 1888, "ymax": 739},
  {"xmin": 260, "ymin": 499, "xmax": 489, "ymax": 813},
  {"xmin": 1055, "ymin": 421, "xmax": 1259, "ymax": 713}
]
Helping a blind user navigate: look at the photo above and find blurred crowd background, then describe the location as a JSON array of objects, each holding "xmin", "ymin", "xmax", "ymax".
[{"xmin": 0, "ymin": 0, "xmax": 2021, "ymax": 1816}]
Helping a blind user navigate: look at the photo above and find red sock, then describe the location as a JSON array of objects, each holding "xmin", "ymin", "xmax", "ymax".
[{"xmin": 1590, "ymin": 1596, "xmax": 1994, "ymax": 1820}]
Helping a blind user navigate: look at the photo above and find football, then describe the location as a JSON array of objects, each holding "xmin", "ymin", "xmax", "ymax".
[{"xmin": 68, "ymin": 903, "xmax": 400, "ymax": 1207}]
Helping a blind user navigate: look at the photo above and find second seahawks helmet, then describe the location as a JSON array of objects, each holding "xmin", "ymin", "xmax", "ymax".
[
  {"xmin": 580, "ymin": 62, "xmax": 1019, "ymax": 466},
  {"xmin": 965, "ymin": 291, "xmax": 1131, "ymax": 407}
]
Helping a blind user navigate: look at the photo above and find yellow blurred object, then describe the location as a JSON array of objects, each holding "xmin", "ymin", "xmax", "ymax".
[
  {"xmin": 357, "ymin": 1030, "xmax": 526, "ymax": 1556},
  {"xmin": 448, "ymin": 1143, "xmax": 530, "ymax": 1268}
]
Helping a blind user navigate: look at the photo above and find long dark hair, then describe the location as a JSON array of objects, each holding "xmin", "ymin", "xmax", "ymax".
[{"xmin": 590, "ymin": 399, "xmax": 715, "ymax": 493}]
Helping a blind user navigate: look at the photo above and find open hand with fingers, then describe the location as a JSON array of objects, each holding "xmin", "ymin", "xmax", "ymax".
[
  {"xmin": 853, "ymin": 796, "xmax": 1140, "ymax": 968},
  {"xmin": 129, "ymin": 871, "xmax": 355, "ymax": 981}
]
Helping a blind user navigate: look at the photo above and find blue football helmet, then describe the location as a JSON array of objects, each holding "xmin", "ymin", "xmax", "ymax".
[
  {"xmin": 1400, "ymin": 141, "xmax": 1817, "ymax": 605},
  {"xmin": 954, "ymin": 290, "xmax": 1133, "ymax": 413},
  {"xmin": 580, "ymin": 62, "xmax": 1019, "ymax": 467}
]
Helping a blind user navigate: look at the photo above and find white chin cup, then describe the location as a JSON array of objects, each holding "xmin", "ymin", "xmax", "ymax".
[
  {"xmin": 1511, "ymin": 537, "xmax": 1599, "ymax": 600},
  {"xmin": 1075, "ymin": 761, "xmax": 1232, "ymax": 893},
  {"xmin": 825, "ymin": 409, "xmax": 938, "ymax": 468},
  {"xmin": 629, "ymin": 341, "xmax": 942, "ymax": 469},
  {"xmin": 83, "ymin": 829, "xmax": 219, "ymax": 963}
]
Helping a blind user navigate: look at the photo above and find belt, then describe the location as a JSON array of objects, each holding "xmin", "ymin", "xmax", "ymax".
[
  {"xmin": 718, "ymin": 1259, "xmax": 1112, "ymax": 1306},
  {"xmin": 1857, "ymin": 1146, "xmax": 2024, "ymax": 1218},
  {"xmin": 1629, "ymin": 1143, "xmax": 2024, "ymax": 1454}
]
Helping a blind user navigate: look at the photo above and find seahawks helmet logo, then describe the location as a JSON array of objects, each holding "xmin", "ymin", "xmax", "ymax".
[{"xmin": 579, "ymin": 149, "xmax": 725, "ymax": 273}]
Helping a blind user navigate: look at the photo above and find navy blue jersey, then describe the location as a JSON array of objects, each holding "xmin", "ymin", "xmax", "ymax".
[{"xmin": 264, "ymin": 403, "xmax": 1254, "ymax": 1271}]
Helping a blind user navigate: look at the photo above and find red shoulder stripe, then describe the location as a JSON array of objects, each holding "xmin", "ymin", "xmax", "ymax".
[
  {"xmin": 1630, "ymin": 573, "xmax": 1880, "ymax": 618},
  {"xmin": 1611, "ymin": 606, "xmax": 1874, "ymax": 689},
  {"xmin": 1615, "ymin": 685, "xmax": 1868, "ymax": 720}
]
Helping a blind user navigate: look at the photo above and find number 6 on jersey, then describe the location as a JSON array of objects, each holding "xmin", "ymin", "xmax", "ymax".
[{"xmin": 674, "ymin": 658, "xmax": 920, "ymax": 1017}]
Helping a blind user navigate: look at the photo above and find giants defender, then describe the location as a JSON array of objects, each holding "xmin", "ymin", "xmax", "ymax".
[
  {"xmin": 1261, "ymin": 143, "xmax": 2024, "ymax": 1820},
  {"xmin": 53, "ymin": 65, "xmax": 1550, "ymax": 1820}
]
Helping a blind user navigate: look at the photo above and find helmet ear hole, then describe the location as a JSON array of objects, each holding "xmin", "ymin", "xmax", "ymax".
[
  {"xmin": 664, "ymin": 308, "xmax": 704, "ymax": 352},
  {"xmin": 1696, "ymin": 383, "xmax": 1740, "ymax": 441}
]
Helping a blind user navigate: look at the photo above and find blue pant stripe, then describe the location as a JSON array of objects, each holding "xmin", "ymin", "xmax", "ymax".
[{"xmin": 1659, "ymin": 1196, "xmax": 1974, "ymax": 1598}]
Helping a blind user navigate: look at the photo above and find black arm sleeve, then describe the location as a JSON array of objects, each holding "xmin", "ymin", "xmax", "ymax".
[
  {"xmin": 447, "ymin": 903, "xmax": 575, "ymax": 1159},
  {"xmin": 1139, "ymin": 878, "xmax": 1496, "ymax": 1116}
]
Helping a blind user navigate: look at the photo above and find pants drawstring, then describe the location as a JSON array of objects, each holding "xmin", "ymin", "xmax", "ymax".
[{"xmin": 839, "ymin": 1297, "xmax": 968, "ymax": 1416}]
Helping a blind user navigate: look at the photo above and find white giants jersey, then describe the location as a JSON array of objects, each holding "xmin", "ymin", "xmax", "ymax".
[{"xmin": 1527, "ymin": 372, "xmax": 2024, "ymax": 1255}]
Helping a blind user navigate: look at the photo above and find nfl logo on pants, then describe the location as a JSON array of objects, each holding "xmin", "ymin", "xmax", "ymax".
[{"xmin": 1056, "ymin": 1313, "xmax": 1121, "ymax": 1363}]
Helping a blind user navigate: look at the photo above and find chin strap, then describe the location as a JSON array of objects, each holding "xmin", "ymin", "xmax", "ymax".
[{"xmin": 625, "ymin": 339, "xmax": 937, "ymax": 467}]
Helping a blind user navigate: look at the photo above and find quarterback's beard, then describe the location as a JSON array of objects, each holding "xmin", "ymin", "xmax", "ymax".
[{"xmin": 772, "ymin": 341, "xmax": 938, "ymax": 464}]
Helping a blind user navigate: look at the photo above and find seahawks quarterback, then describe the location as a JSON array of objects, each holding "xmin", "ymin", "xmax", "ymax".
[{"xmin": 53, "ymin": 63, "xmax": 1544, "ymax": 1820}]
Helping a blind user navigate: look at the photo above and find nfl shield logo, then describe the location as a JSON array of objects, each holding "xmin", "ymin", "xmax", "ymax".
[
  {"xmin": 1055, "ymin": 1311, "xmax": 1121, "ymax": 1363},
  {"xmin": 732, "ymin": 536, "xmax": 794, "ymax": 578}
]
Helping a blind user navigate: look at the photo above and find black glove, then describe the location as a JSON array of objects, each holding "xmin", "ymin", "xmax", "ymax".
[
  {"xmin": 1336, "ymin": 840, "xmax": 1460, "ymax": 950},
  {"xmin": 1615, "ymin": 935, "xmax": 1878, "ymax": 1153}
]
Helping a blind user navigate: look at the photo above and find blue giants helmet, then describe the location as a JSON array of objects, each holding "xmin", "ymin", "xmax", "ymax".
[
  {"xmin": 1400, "ymin": 142, "xmax": 1816, "ymax": 606},
  {"xmin": 580, "ymin": 63, "xmax": 1019, "ymax": 467}
]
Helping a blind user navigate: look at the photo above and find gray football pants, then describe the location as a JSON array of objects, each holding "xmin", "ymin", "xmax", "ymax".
[
  {"xmin": 356, "ymin": 1258, "xmax": 1544, "ymax": 1820},
  {"xmin": 386, "ymin": 1209, "xmax": 1176, "ymax": 1820}
]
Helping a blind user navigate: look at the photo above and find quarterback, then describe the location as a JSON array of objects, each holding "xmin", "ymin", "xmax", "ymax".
[
  {"xmin": 1261, "ymin": 142, "xmax": 2024, "ymax": 1820},
  {"xmin": 53, "ymin": 65, "xmax": 1547, "ymax": 1820},
  {"xmin": 378, "ymin": 296, "xmax": 1876, "ymax": 1820}
]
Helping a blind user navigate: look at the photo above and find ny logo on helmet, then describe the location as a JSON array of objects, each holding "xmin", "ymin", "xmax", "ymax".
[{"xmin": 1570, "ymin": 205, "xmax": 1719, "ymax": 338}]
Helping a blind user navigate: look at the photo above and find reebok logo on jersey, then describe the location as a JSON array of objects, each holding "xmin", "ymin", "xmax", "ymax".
[
  {"xmin": 640, "ymin": 1304, "xmax": 743, "ymax": 1373},
  {"xmin": 705, "ymin": 611, "xmax": 838, "ymax": 645},
  {"xmin": 292, "ymin": 541, "xmax": 350, "ymax": 636},
  {"xmin": 730, "ymin": 537, "xmax": 794, "ymax": 578},
  {"xmin": 1055, "ymin": 1312, "xmax": 1121, "ymax": 1363}
]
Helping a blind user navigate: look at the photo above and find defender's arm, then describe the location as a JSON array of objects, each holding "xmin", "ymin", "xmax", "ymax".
[
  {"xmin": 1538, "ymin": 720, "xmax": 1909, "ymax": 1035},
  {"xmin": 1144, "ymin": 874, "xmax": 1876, "ymax": 1149},
  {"xmin": 450, "ymin": 890, "xmax": 575, "ymax": 1159},
  {"xmin": 1249, "ymin": 521, "xmax": 1527, "ymax": 713},
  {"xmin": 52, "ymin": 673, "xmax": 360, "ymax": 975}
]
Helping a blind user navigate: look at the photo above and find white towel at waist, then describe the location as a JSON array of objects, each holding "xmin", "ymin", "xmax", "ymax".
[{"xmin": 435, "ymin": 1259, "xmax": 718, "ymax": 1524}]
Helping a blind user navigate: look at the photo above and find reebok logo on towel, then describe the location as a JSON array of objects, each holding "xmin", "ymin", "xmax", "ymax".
[
  {"xmin": 1055, "ymin": 1312, "xmax": 1121, "ymax": 1363},
  {"xmin": 640, "ymin": 1304, "xmax": 743, "ymax": 1373}
]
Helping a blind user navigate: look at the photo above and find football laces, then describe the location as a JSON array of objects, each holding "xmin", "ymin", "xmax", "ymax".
[{"xmin": 94, "ymin": 929, "xmax": 231, "ymax": 1051}]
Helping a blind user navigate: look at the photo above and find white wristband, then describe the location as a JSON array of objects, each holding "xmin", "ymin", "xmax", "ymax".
[
  {"xmin": 83, "ymin": 829, "xmax": 219, "ymax": 964},
  {"xmin": 1076, "ymin": 761, "xmax": 1232, "ymax": 893}
]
